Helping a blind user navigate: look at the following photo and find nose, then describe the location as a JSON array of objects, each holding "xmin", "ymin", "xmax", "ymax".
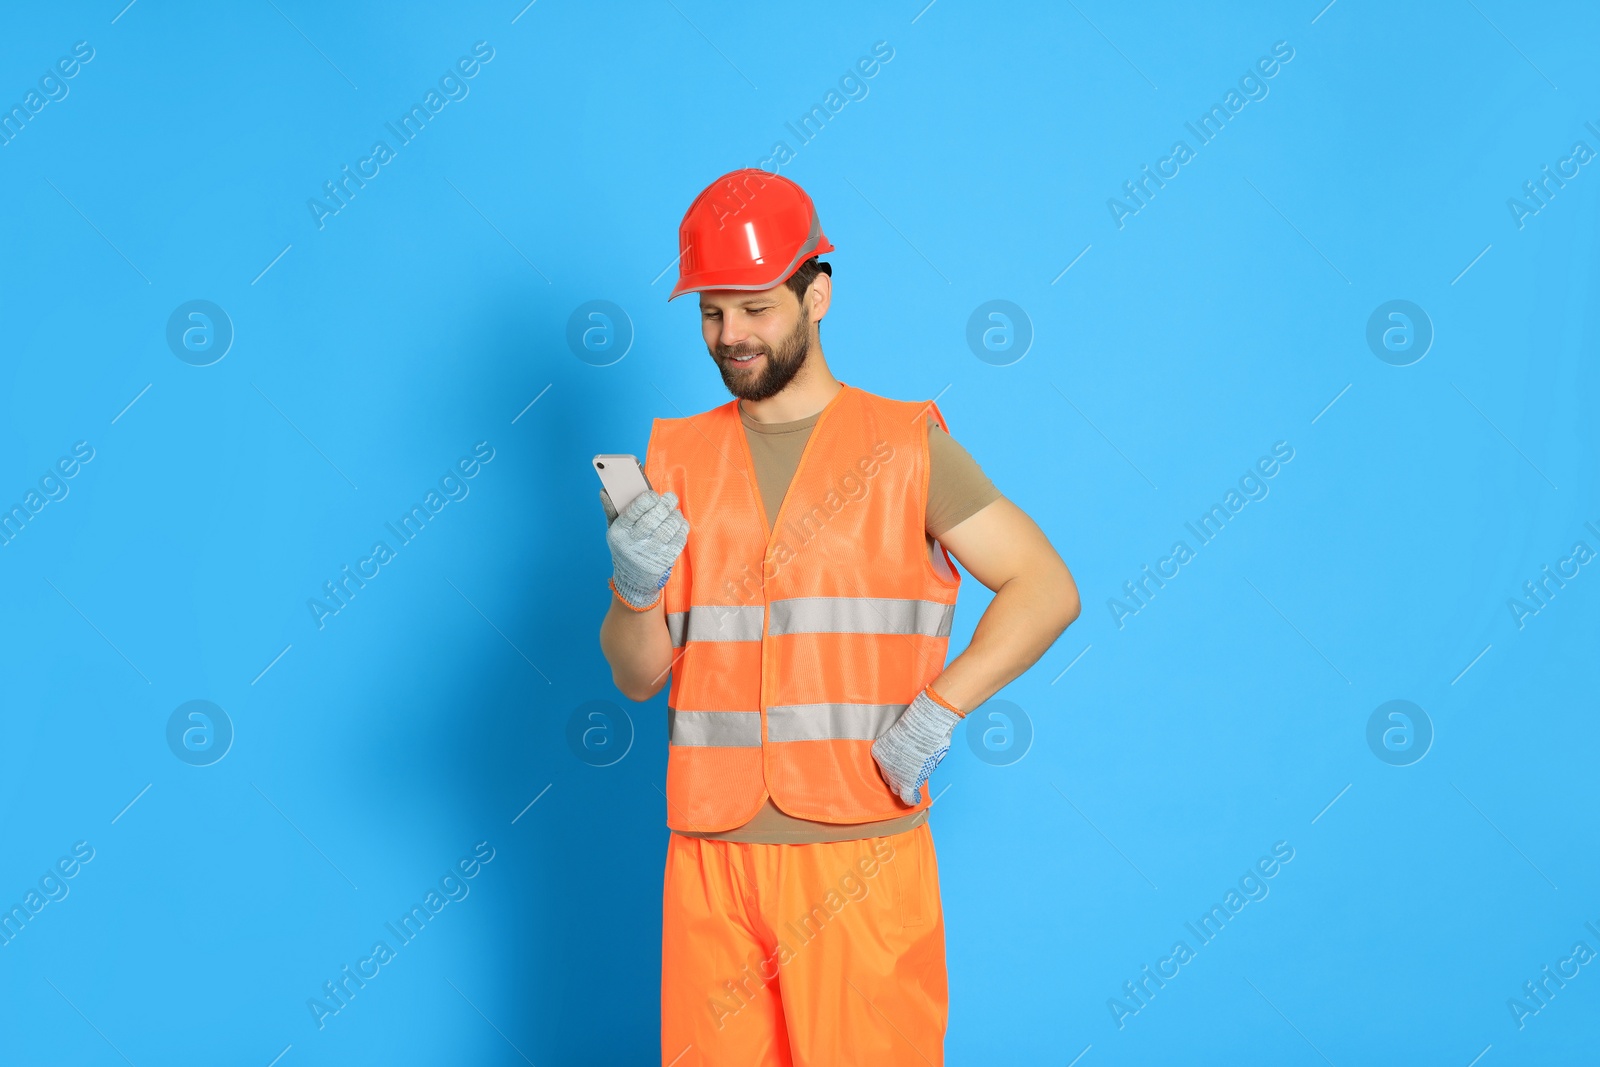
[{"xmin": 718, "ymin": 314, "xmax": 748, "ymax": 349}]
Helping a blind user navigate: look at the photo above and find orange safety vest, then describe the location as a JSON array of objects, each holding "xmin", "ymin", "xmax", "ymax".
[{"xmin": 643, "ymin": 382, "xmax": 962, "ymax": 833}]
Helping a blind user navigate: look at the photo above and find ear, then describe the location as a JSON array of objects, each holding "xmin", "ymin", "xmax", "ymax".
[{"xmin": 808, "ymin": 267, "xmax": 832, "ymax": 323}]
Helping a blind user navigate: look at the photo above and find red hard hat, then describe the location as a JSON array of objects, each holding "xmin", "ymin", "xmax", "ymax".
[{"xmin": 669, "ymin": 169, "xmax": 834, "ymax": 300}]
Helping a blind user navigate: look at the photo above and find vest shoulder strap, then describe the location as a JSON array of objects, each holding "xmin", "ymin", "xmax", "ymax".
[{"xmin": 845, "ymin": 384, "xmax": 952, "ymax": 437}]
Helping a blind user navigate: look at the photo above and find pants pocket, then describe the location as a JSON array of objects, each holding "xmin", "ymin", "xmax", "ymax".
[{"xmin": 889, "ymin": 827, "xmax": 925, "ymax": 927}]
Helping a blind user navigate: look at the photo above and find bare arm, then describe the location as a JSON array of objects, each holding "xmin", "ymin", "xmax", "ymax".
[
  {"xmin": 595, "ymin": 483, "xmax": 687, "ymax": 703},
  {"xmin": 599, "ymin": 593, "xmax": 676, "ymax": 702},
  {"xmin": 925, "ymin": 497, "xmax": 1081, "ymax": 713}
]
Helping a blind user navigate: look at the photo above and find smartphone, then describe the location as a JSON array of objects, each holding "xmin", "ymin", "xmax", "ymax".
[{"xmin": 593, "ymin": 454, "xmax": 653, "ymax": 517}]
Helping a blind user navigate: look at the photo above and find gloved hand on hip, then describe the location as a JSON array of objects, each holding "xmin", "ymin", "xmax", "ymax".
[
  {"xmin": 601, "ymin": 487, "xmax": 689, "ymax": 610},
  {"xmin": 872, "ymin": 687, "xmax": 963, "ymax": 805}
]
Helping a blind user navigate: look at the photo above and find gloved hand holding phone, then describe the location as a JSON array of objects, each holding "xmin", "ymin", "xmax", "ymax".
[{"xmin": 602, "ymin": 487, "xmax": 689, "ymax": 610}]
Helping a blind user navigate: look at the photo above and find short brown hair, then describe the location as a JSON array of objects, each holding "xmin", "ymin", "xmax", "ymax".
[{"xmin": 784, "ymin": 256, "xmax": 831, "ymax": 307}]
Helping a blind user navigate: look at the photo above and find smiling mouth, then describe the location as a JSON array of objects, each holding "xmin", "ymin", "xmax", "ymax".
[{"xmin": 726, "ymin": 352, "xmax": 763, "ymax": 365}]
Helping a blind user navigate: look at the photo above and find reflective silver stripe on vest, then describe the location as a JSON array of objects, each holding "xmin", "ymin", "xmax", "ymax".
[
  {"xmin": 766, "ymin": 702, "xmax": 906, "ymax": 742},
  {"xmin": 666, "ymin": 605, "xmax": 767, "ymax": 648},
  {"xmin": 768, "ymin": 597, "xmax": 955, "ymax": 638},
  {"xmin": 667, "ymin": 709, "xmax": 763, "ymax": 747}
]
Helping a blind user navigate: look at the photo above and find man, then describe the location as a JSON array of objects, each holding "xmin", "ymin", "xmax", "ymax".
[{"xmin": 597, "ymin": 168, "xmax": 1081, "ymax": 1066}]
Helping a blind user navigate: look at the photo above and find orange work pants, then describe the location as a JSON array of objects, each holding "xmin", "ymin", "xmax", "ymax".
[{"xmin": 661, "ymin": 821, "xmax": 948, "ymax": 1066}]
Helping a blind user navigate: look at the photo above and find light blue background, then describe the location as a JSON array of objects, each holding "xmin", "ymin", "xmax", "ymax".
[{"xmin": 2, "ymin": 1, "xmax": 1597, "ymax": 1063}]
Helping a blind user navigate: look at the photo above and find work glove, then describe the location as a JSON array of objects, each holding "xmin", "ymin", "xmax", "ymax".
[
  {"xmin": 872, "ymin": 688, "xmax": 963, "ymax": 806},
  {"xmin": 601, "ymin": 487, "xmax": 689, "ymax": 610}
]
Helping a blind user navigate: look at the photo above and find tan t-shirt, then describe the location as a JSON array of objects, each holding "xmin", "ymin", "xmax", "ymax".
[{"xmin": 670, "ymin": 398, "xmax": 1004, "ymax": 844}]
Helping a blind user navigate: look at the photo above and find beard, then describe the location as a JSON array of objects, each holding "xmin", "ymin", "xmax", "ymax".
[{"xmin": 712, "ymin": 307, "xmax": 812, "ymax": 402}]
